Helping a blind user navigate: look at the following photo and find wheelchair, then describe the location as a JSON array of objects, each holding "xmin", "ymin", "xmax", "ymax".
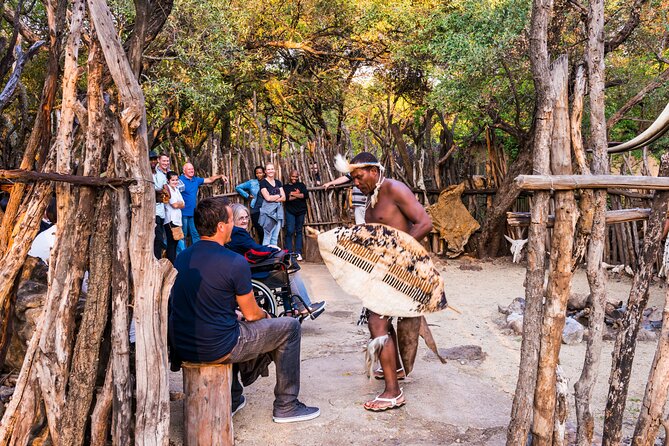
[{"xmin": 249, "ymin": 251, "xmax": 312, "ymax": 320}]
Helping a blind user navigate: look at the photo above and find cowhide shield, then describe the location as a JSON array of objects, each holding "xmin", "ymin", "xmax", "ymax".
[{"xmin": 315, "ymin": 224, "xmax": 448, "ymax": 318}]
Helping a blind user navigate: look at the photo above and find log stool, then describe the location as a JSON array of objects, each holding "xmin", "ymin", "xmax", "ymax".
[{"xmin": 182, "ymin": 362, "xmax": 234, "ymax": 446}]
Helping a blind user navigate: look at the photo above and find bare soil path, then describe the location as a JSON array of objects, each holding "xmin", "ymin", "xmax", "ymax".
[{"xmin": 169, "ymin": 258, "xmax": 666, "ymax": 445}]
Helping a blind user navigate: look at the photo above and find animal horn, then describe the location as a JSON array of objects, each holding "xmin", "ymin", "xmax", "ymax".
[
  {"xmin": 304, "ymin": 226, "xmax": 321, "ymax": 238},
  {"xmin": 608, "ymin": 102, "xmax": 669, "ymax": 153}
]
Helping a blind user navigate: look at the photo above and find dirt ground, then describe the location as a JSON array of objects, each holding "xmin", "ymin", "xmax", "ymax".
[{"xmin": 168, "ymin": 257, "xmax": 667, "ymax": 446}]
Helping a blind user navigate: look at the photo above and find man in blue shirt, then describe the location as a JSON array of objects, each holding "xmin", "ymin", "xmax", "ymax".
[
  {"xmin": 169, "ymin": 197, "xmax": 320, "ymax": 423},
  {"xmin": 179, "ymin": 162, "xmax": 227, "ymax": 246}
]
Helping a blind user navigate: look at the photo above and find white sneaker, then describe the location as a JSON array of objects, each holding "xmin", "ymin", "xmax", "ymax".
[{"xmin": 296, "ymin": 254, "xmax": 303, "ymax": 261}]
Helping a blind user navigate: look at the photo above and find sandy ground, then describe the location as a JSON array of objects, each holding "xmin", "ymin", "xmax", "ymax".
[{"xmin": 168, "ymin": 257, "xmax": 667, "ymax": 446}]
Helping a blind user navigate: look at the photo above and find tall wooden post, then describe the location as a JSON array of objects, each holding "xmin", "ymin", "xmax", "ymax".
[
  {"xmin": 531, "ymin": 55, "xmax": 576, "ymax": 446},
  {"xmin": 603, "ymin": 155, "xmax": 669, "ymax": 445},
  {"xmin": 88, "ymin": 0, "xmax": 177, "ymax": 443},
  {"xmin": 505, "ymin": 0, "xmax": 554, "ymax": 443}
]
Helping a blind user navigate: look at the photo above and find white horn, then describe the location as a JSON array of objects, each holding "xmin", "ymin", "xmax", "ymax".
[{"xmin": 608, "ymin": 102, "xmax": 669, "ymax": 153}]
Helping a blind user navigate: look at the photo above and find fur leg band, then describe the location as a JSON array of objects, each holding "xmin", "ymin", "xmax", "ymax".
[{"xmin": 365, "ymin": 335, "xmax": 389, "ymax": 379}]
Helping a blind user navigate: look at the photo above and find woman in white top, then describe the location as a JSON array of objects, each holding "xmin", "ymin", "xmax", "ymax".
[{"xmin": 164, "ymin": 171, "xmax": 185, "ymax": 263}]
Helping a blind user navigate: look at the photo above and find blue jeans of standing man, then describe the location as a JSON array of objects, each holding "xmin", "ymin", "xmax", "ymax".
[
  {"xmin": 284, "ymin": 212, "xmax": 305, "ymax": 254},
  {"xmin": 182, "ymin": 216, "xmax": 200, "ymax": 245},
  {"xmin": 226, "ymin": 317, "xmax": 302, "ymax": 416}
]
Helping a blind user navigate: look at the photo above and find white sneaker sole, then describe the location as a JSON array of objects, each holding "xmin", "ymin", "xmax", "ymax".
[
  {"xmin": 272, "ymin": 408, "xmax": 321, "ymax": 423},
  {"xmin": 232, "ymin": 397, "xmax": 246, "ymax": 417}
]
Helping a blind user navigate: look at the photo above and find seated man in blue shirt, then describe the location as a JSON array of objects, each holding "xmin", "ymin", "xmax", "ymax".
[{"xmin": 169, "ymin": 196, "xmax": 320, "ymax": 423}]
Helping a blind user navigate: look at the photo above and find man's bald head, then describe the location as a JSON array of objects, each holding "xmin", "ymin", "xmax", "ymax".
[{"xmin": 183, "ymin": 163, "xmax": 195, "ymax": 178}]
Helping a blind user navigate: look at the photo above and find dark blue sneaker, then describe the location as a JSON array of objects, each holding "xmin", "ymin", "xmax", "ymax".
[
  {"xmin": 272, "ymin": 401, "xmax": 320, "ymax": 423},
  {"xmin": 232, "ymin": 395, "xmax": 246, "ymax": 417}
]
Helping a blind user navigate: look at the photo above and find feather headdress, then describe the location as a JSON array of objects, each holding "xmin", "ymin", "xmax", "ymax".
[{"xmin": 334, "ymin": 154, "xmax": 385, "ymax": 174}]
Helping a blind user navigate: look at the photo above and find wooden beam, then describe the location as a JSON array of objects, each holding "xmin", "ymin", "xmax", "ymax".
[
  {"xmin": 0, "ymin": 169, "xmax": 135, "ymax": 187},
  {"xmin": 507, "ymin": 208, "xmax": 651, "ymax": 227},
  {"xmin": 516, "ymin": 174, "xmax": 669, "ymax": 191}
]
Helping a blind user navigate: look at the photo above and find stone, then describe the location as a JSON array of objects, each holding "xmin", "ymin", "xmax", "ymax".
[
  {"xmin": 646, "ymin": 307, "xmax": 663, "ymax": 323},
  {"xmin": 506, "ymin": 313, "xmax": 524, "ymax": 335},
  {"xmin": 0, "ymin": 386, "xmax": 13, "ymax": 402},
  {"xmin": 637, "ymin": 329, "xmax": 657, "ymax": 342},
  {"xmin": 562, "ymin": 317, "xmax": 584, "ymax": 345},
  {"xmin": 438, "ymin": 345, "xmax": 487, "ymax": 362},
  {"xmin": 568, "ymin": 292, "xmax": 589, "ymax": 310},
  {"xmin": 499, "ymin": 298, "xmax": 525, "ymax": 315}
]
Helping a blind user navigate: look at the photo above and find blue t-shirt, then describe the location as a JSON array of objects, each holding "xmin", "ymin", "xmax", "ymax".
[
  {"xmin": 169, "ymin": 240, "xmax": 252, "ymax": 362},
  {"xmin": 179, "ymin": 175, "xmax": 205, "ymax": 217}
]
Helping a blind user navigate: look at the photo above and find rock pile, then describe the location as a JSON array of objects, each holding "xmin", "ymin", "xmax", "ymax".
[{"xmin": 497, "ymin": 293, "xmax": 662, "ymax": 344}]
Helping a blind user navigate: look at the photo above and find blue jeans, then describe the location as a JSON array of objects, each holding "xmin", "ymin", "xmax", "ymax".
[
  {"xmin": 262, "ymin": 220, "xmax": 282, "ymax": 246},
  {"xmin": 284, "ymin": 212, "xmax": 305, "ymax": 254},
  {"xmin": 182, "ymin": 216, "xmax": 200, "ymax": 245},
  {"xmin": 227, "ymin": 318, "xmax": 302, "ymax": 416},
  {"xmin": 290, "ymin": 272, "xmax": 312, "ymax": 308}
]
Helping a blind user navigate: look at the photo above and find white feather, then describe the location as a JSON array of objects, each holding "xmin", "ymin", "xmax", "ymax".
[{"xmin": 334, "ymin": 154, "xmax": 350, "ymax": 173}]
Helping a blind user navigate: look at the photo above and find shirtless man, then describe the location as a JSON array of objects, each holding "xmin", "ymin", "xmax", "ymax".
[{"xmin": 346, "ymin": 152, "xmax": 432, "ymax": 411}]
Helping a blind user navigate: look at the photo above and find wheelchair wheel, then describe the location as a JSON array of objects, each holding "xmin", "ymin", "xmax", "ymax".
[{"xmin": 251, "ymin": 279, "xmax": 278, "ymax": 316}]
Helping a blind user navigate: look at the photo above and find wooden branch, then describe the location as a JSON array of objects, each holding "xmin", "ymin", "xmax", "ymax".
[
  {"xmin": 90, "ymin": 357, "xmax": 113, "ymax": 446},
  {"xmin": 631, "ymin": 274, "xmax": 669, "ymax": 444},
  {"xmin": 0, "ymin": 169, "xmax": 135, "ymax": 187},
  {"xmin": 437, "ymin": 144, "xmax": 457, "ymax": 166},
  {"xmin": 2, "ymin": 5, "xmax": 44, "ymax": 44},
  {"xmin": 507, "ymin": 208, "xmax": 651, "ymax": 227},
  {"xmin": 604, "ymin": 0, "xmax": 648, "ymax": 54},
  {"xmin": 607, "ymin": 66, "xmax": 669, "ymax": 129},
  {"xmin": 603, "ymin": 154, "xmax": 669, "ymax": 445},
  {"xmin": 608, "ymin": 189, "xmax": 653, "ymax": 199},
  {"xmin": 515, "ymin": 175, "xmax": 669, "ymax": 191},
  {"xmin": 60, "ymin": 191, "xmax": 113, "ymax": 446},
  {"xmin": 0, "ymin": 40, "xmax": 46, "ymax": 114}
]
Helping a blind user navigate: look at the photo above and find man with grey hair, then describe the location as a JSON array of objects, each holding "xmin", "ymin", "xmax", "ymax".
[{"xmin": 179, "ymin": 162, "xmax": 227, "ymax": 246}]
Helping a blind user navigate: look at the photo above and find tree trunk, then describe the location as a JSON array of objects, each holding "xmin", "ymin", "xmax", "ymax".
[
  {"xmin": 0, "ymin": 298, "xmax": 45, "ymax": 445},
  {"xmin": 569, "ymin": 64, "xmax": 594, "ymax": 267},
  {"xmin": 90, "ymin": 356, "xmax": 114, "ymax": 446},
  {"xmin": 573, "ymin": 0, "xmax": 610, "ymax": 441},
  {"xmin": 631, "ymin": 275, "xmax": 669, "ymax": 445},
  {"xmin": 478, "ymin": 145, "xmax": 532, "ymax": 258},
  {"xmin": 34, "ymin": 1, "xmax": 97, "ymax": 436},
  {"xmin": 59, "ymin": 190, "xmax": 113, "ymax": 445},
  {"xmin": 0, "ymin": 0, "xmax": 65, "ymax": 256},
  {"xmin": 110, "ymin": 120, "xmax": 134, "ymax": 445},
  {"xmin": 87, "ymin": 0, "xmax": 176, "ymax": 442},
  {"xmin": 603, "ymin": 155, "xmax": 669, "ymax": 445},
  {"xmin": 506, "ymin": 1, "xmax": 555, "ymax": 442},
  {"xmin": 531, "ymin": 55, "xmax": 576, "ymax": 446}
]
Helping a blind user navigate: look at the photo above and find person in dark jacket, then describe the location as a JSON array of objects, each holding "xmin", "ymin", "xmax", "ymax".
[
  {"xmin": 227, "ymin": 203, "xmax": 325, "ymax": 319},
  {"xmin": 282, "ymin": 170, "xmax": 309, "ymax": 260}
]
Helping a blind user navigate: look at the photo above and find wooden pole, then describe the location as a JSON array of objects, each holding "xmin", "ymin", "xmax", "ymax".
[
  {"xmin": 531, "ymin": 55, "xmax": 576, "ymax": 446},
  {"xmin": 507, "ymin": 208, "xmax": 652, "ymax": 227},
  {"xmin": 516, "ymin": 174, "xmax": 669, "ymax": 191},
  {"xmin": 87, "ymin": 0, "xmax": 177, "ymax": 443},
  {"xmin": 60, "ymin": 190, "xmax": 113, "ymax": 445},
  {"xmin": 110, "ymin": 131, "xmax": 133, "ymax": 444},
  {"xmin": 602, "ymin": 154, "xmax": 669, "ymax": 445},
  {"xmin": 506, "ymin": 0, "xmax": 553, "ymax": 441},
  {"xmin": 573, "ymin": 0, "xmax": 609, "ymax": 439},
  {"xmin": 631, "ymin": 275, "xmax": 669, "ymax": 445},
  {"xmin": 0, "ymin": 169, "xmax": 135, "ymax": 186}
]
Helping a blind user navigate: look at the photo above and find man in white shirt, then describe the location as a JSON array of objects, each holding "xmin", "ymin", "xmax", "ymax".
[{"xmin": 153, "ymin": 152, "xmax": 170, "ymax": 259}]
